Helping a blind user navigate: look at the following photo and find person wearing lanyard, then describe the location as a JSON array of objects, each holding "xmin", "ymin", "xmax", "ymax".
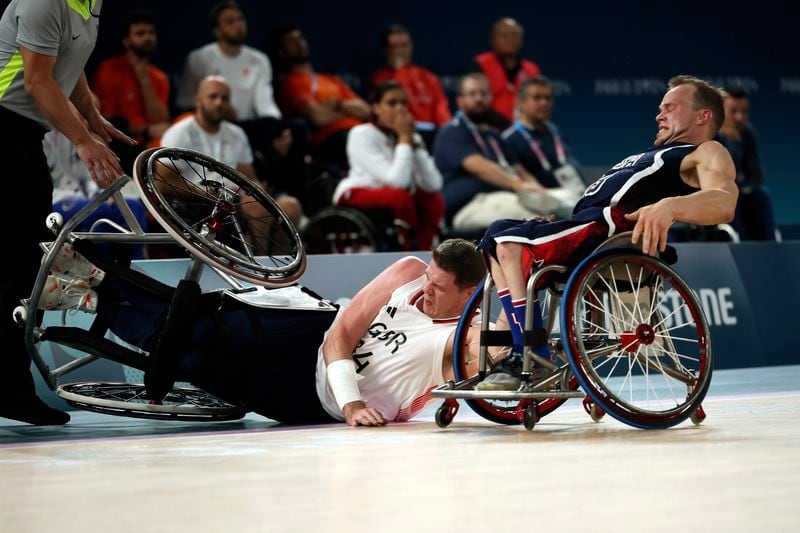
[
  {"xmin": 501, "ymin": 77, "xmax": 587, "ymax": 219},
  {"xmin": 160, "ymin": 76, "xmax": 304, "ymax": 251},
  {"xmin": 433, "ymin": 73, "xmax": 559, "ymax": 230}
]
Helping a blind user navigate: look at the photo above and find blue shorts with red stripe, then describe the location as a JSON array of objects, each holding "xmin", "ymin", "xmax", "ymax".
[{"xmin": 477, "ymin": 206, "xmax": 634, "ymax": 283}]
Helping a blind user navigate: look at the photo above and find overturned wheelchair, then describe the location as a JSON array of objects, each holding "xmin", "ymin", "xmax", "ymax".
[
  {"xmin": 14, "ymin": 147, "xmax": 315, "ymax": 421},
  {"xmin": 431, "ymin": 233, "xmax": 711, "ymax": 430}
]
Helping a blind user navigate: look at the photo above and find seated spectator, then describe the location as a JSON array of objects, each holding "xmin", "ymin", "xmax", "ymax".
[
  {"xmin": 370, "ymin": 25, "xmax": 451, "ymax": 146},
  {"xmin": 176, "ymin": 2, "xmax": 307, "ymax": 201},
  {"xmin": 471, "ymin": 17, "xmax": 541, "ymax": 128},
  {"xmin": 502, "ymin": 77, "xmax": 586, "ymax": 219},
  {"xmin": 333, "ymin": 81, "xmax": 444, "ymax": 250},
  {"xmin": 43, "ymin": 128, "xmax": 148, "ymax": 258},
  {"xmin": 716, "ymin": 87, "xmax": 777, "ymax": 240},
  {"xmin": 273, "ymin": 25, "xmax": 371, "ymax": 171},
  {"xmin": 91, "ymin": 9, "xmax": 170, "ymax": 169},
  {"xmin": 433, "ymin": 73, "xmax": 558, "ymax": 230},
  {"xmin": 162, "ymin": 76, "xmax": 304, "ymax": 253}
]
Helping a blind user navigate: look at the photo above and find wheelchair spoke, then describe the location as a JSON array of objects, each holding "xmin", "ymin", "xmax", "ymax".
[
  {"xmin": 135, "ymin": 147, "xmax": 306, "ymax": 286},
  {"xmin": 654, "ymin": 333, "xmax": 699, "ymax": 343},
  {"xmin": 566, "ymin": 251, "xmax": 711, "ymax": 426},
  {"xmin": 580, "ymin": 313, "xmax": 612, "ymax": 335},
  {"xmin": 607, "ymin": 264, "xmax": 638, "ymax": 326},
  {"xmin": 625, "ymin": 262, "xmax": 647, "ymax": 324},
  {"xmin": 649, "ymin": 299, "xmax": 692, "ymax": 334}
]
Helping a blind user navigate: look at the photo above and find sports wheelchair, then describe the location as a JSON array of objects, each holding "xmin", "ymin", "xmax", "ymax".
[
  {"xmin": 301, "ymin": 205, "xmax": 414, "ymax": 254},
  {"xmin": 431, "ymin": 233, "xmax": 711, "ymax": 430},
  {"xmin": 14, "ymin": 147, "xmax": 312, "ymax": 421}
]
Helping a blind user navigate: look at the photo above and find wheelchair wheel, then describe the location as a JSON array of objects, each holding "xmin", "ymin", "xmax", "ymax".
[
  {"xmin": 301, "ymin": 206, "xmax": 379, "ymax": 254},
  {"xmin": 561, "ymin": 249, "xmax": 712, "ymax": 429},
  {"xmin": 57, "ymin": 382, "xmax": 246, "ymax": 422},
  {"xmin": 452, "ymin": 280, "xmax": 575, "ymax": 425},
  {"xmin": 133, "ymin": 147, "xmax": 305, "ymax": 287}
]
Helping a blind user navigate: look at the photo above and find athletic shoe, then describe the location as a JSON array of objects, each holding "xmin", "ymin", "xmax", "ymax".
[
  {"xmin": 475, "ymin": 357, "xmax": 554, "ymax": 392},
  {"xmin": 517, "ymin": 190, "xmax": 562, "ymax": 215},
  {"xmin": 38, "ymin": 275, "xmax": 98, "ymax": 314},
  {"xmin": 47, "ymin": 243, "xmax": 105, "ymax": 286},
  {"xmin": 475, "ymin": 358, "xmax": 523, "ymax": 391}
]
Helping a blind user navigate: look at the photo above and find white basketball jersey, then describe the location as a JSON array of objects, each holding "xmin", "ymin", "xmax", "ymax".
[{"xmin": 316, "ymin": 275, "xmax": 459, "ymax": 422}]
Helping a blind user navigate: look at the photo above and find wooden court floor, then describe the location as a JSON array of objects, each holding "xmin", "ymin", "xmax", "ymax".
[{"xmin": 1, "ymin": 365, "xmax": 799, "ymax": 533}]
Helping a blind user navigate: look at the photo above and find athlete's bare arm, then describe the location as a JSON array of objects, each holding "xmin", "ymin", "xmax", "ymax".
[
  {"xmin": 625, "ymin": 140, "xmax": 737, "ymax": 255},
  {"xmin": 322, "ymin": 256, "xmax": 427, "ymax": 426}
]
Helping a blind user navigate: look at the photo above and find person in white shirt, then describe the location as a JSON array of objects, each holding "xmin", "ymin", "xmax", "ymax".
[
  {"xmin": 334, "ymin": 81, "xmax": 444, "ymax": 250},
  {"xmin": 44, "ymin": 128, "xmax": 148, "ymax": 258},
  {"xmin": 41, "ymin": 239, "xmax": 488, "ymax": 426},
  {"xmin": 162, "ymin": 76, "xmax": 303, "ymax": 253},
  {"xmin": 176, "ymin": 1, "xmax": 306, "ymax": 201}
]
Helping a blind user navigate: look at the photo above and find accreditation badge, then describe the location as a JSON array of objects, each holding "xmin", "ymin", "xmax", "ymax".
[{"xmin": 553, "ymin": 164, "xmax": 586, "ymax": 193}]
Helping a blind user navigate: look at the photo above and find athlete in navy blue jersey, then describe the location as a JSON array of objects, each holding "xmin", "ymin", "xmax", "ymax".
[{"xmin": 476, "ymin": 75, "xmax": 739, "ymax": 390}]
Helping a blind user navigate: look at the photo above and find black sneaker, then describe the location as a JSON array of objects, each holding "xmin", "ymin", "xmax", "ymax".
[{"xmin": 0, "ymin": 395, "xmax": 70, "ymax": 425}]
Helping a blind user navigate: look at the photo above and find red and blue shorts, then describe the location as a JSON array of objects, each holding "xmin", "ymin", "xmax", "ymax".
[{"xmin": 477, "ymin": 206, "xmax": 634, "ymax": 284}]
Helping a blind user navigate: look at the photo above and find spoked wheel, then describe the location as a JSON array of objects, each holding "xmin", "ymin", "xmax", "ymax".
[
  {"xmin": 133, "ymin": 147, "xmax": 305, "ymax": 287},
  {"xmin": 451, "ymin": 280, "xmax": 577, "ymax": 425},
  {"xmin": 57, "ymin": 382, "xmax": 246, "ymax": 422},
  {"xmin": 562, "ymin": 249, "xmax": 712, "ymax": 429},
  {"xmin": 301, "ymin": 206, "xmax": 379, "ymax": 254}
]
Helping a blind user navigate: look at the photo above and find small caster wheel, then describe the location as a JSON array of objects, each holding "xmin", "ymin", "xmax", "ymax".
[
  {"xmin": 583, "ymin": 396, "xmax": 605, "ymax": 422},
  {"xmin": 435, "ymin": 399, "xmax": 459, "ymax": 428},
  {"xmin": 46, "ymin": 212, "xmax": 64, "ymax": 233},
  {"xmin": 520, "ymin": 402, "xmax": 539, "ymax": 431},
  {"xmin": 12, "ymin": 305, "xmax": 27, "ymax": 325},
  {"xmin": 690, "ymin": 405, "xmax": 707, "ymax": 425}
]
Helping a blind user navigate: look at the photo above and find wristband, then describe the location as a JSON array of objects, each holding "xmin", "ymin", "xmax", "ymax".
[{"xmin": 327, "ymin": 359, "xmax": 363, "ymax": 410}]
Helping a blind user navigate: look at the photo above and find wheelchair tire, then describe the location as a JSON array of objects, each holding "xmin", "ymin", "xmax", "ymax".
[
  {"xmin": 451, "ymin": 279, "xmax": 575, "ymax": 425},
  {"xmin": 57, "ymin": 382, "xmax": 247, "ymax": 422},
  {"xmin": 301, "ymin": 206, "xmax": 379, "ymax": 254},
  {"xmin": 561, "ymin": 249, "xmax": 712, "ymax": 429},
  {"xmin": 133, "ymin": 147, "xmax": 305, "ymax": 287}
]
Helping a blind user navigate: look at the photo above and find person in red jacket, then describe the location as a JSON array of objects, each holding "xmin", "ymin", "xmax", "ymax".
[
  {"xmin": 91, "ymin": 10, "xmax": 170, "ymax": 147},
  {"xmin": 370, "ymin": 25, "xmax": 451, "ymax": 134},
  {"xmin": 472, "ymin": 17, "xmax": 540, "ymax": 127}
]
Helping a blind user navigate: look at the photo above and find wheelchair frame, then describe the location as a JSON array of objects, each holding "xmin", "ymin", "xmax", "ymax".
[
  {"xmin": 431, "ymin": 233, "xmax": 712, "ymax": 431},
  {"xmin": 15, "ymin": 147, "xmax": 306, "ymax": 421}
]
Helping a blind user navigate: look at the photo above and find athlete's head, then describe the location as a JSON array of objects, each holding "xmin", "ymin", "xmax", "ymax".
[
  {"xmin": 518, "ymin": 77, "xmax": 553, "ymax": 126},
  {"xmin": 491, "ymin": 18, "xmax": 524, "ymax": 57},
  {"xmin": 722, "ymin": 87, "xmax": 749, "ymax": 132},
  {"xmin": 210, "ymin": 1, "xmax": 247, "ymax": 47},
  {"xmin": 382, "ymin": 24, "xmax": 413, "ymax": 69},
  {"xmin": 195, "ymin": 76, "xmax": 231, "ymax": 128},
  {"xmin": 422, "ymin": 239, "xmax": 486, "ymax": 319},
  {"xmin": 457, "ymin": 73, "xmax": 492, "ymax": 123},
  {"xmin": 120, "ymin": 10, "xmax": 157, "ymax": 59},
  {"xmin": 655, "ymin": 75, "xmax": 724, "ymax": 146}
]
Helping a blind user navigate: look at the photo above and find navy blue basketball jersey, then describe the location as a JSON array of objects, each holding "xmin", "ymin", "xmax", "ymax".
[{"xmin": 573, "ymin": 143, "xmax": 699, "ymax": 222}]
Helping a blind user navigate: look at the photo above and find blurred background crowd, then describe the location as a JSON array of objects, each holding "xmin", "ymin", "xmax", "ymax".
[{"xmin": 33, "ymin": 0, "xmax": 800, "ymax": 254}]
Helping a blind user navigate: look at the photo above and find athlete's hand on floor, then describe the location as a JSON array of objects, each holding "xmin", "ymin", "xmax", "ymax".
[{"xmin": 343, "ymin": 401, "xmax": 387, "ymax": 427}]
